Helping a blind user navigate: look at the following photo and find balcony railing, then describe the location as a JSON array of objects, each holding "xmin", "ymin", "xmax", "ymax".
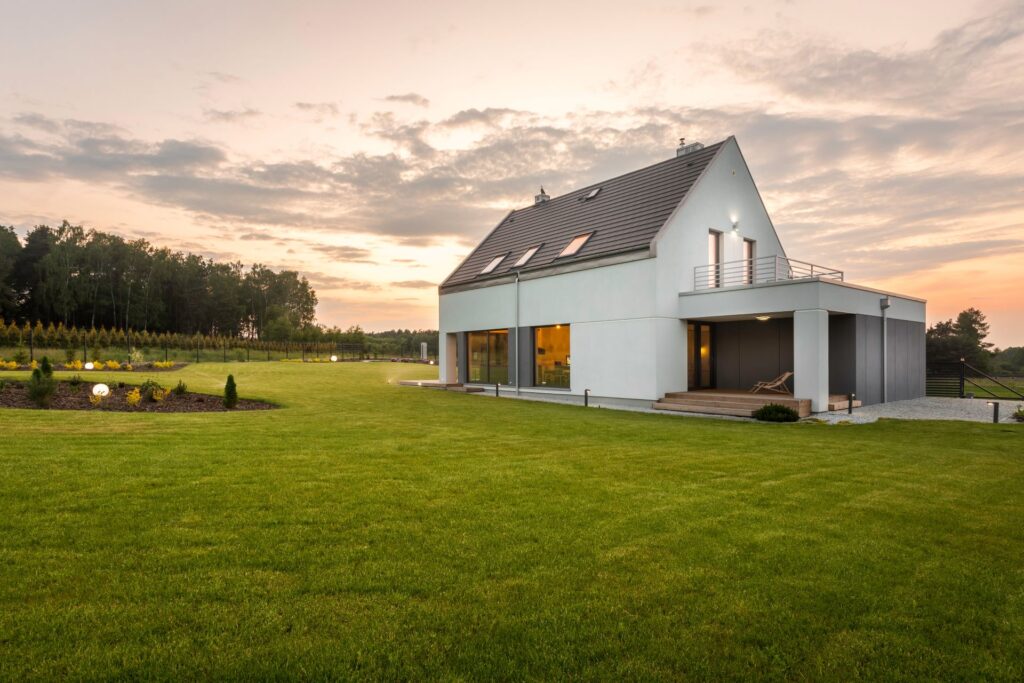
[{"xmin": 694, "ymin": 255, "xmax": 844, "ymax": 291}]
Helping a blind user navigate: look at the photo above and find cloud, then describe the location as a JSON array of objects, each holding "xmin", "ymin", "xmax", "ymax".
[
  {"xmin": 383, "ymin": 92, "xmax": 430, "ymax": 107},
  {"xmin": 390, "ymin": 279, "xmax": 435, "ymax": 289},
  {"xmin": 294, "ymin": 101, "xmax": 341, "ymax": 118},
  {"xmin": 304, "ymin": 271, "xmax": 380, "ymax": 291},
  {"xmin": 312, "ymin": 244, "xmax": 375, "ymax": 262},
  {"xmin": 203, "ymin": 108, "xmax": 261, "ymax": 123}
]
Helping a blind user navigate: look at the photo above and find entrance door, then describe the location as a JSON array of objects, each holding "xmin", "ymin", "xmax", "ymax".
[{"xmin": 687, "ymin": 322, "xmax": 715, "ymax": 389}]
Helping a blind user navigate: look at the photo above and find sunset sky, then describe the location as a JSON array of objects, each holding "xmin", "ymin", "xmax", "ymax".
[{"xmin": 2, "ymin": 0, "xmax": 1022, "ymax": 345}]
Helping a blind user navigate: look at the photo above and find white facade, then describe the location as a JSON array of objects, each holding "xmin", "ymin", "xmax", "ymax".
[{"xmin": 438, "ymin": 137, "xmax": 926, "ymax": 411}]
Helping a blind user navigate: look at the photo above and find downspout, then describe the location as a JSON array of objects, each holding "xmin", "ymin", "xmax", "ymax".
[
  {"xmin": 515, "ymin": 271, "xmax": 521, "ymax": 396},
  {"xmin": 880, "ymin": 296, "xmax": 891, "ymax": 403}
]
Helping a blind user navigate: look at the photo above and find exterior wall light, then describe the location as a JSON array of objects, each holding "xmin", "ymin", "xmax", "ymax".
[
  {"xmin": 755, "ymin": 315, "xmax": 771, "ymax": 321},
  {"xmin": 92, "ymin": 383, "xmax": 110, "ymax": 397}
]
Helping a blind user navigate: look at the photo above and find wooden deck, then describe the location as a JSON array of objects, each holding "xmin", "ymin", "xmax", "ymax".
[
  {"xmin": 398, "ymin": 380, "xmax": 484, "ymax": 393},
  {"xmin": 652, "ymin": 388, "xmax": 861, "ymax": 418}
]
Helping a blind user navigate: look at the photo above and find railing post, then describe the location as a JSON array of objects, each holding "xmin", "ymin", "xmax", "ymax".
[{"xmin": 958, "ymin": 358, "xmax": 965, "ymax": 399}]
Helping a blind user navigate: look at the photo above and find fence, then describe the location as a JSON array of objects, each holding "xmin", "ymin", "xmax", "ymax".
[{"xmin": 926, "ymin": 359, "xmax": 1024, "ymax": 400}]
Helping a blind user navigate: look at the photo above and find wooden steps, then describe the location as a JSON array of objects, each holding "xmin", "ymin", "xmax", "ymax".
[
  {"xmin": 399, "ymin": 380, "xmax": 485, "ymax": 393},
  {"xmin": 653, "ymin": 391, "xmax": 812, "ymax": 418}
]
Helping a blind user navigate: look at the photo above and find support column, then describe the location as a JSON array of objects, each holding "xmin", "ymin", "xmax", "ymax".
[
  {"xmin": 794, "ymin": 309, "xmax": 829, "ymax": 412},
  {"xmin": 441, "ymin": 333, "xmax": 457, "ymax": 382}
]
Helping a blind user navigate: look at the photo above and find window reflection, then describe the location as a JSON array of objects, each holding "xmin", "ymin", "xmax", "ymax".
[{"xmin": 535, "ymin": 324, "xmax": 570, "ymax": 388}]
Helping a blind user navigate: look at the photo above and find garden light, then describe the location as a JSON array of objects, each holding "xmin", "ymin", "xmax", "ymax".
[
  {"xmin": 92, "ymin": 383, "xmax": 110, "ymax": 397},
  {"xmin": 85, "ymin": 362, "xmax": 95, "ymax": 370},
  {"xmin": 987, "ymin": 401, "xmax": 999, "ymax": 423},
  {"xmin": 330, "ymin": 355, "xmax": 338, "ymax": 362}
]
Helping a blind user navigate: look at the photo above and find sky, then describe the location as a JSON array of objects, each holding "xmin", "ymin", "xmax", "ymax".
[{"xmin": 1, "ymin": 0, "xmax": 1022, "ymax": 346}]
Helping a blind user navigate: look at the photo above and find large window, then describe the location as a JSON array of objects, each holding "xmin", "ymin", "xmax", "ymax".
[
  {"xmin": 535, "ymin": 324, "xmax": 570, "ymax": 388},
  {"xmin": 467, "ymin": 330, "xmax": 508, "ymax": 384},
  {"xmin": 708, "ymin": 230, "xmax": 722, "ymax": 288},
  {"xmin": 743, "ymin": 238, "xmax": 756, "ymax": 284}
]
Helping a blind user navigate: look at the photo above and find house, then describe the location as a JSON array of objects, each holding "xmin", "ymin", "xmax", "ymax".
[{"xmin": 436, "ymin": 137, "xmax": 925, "ymax": 415}]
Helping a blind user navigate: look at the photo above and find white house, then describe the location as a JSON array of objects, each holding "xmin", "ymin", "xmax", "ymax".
[{"xmin": 436, "ymin": 137, "xmax": 925, "ymax": 415}]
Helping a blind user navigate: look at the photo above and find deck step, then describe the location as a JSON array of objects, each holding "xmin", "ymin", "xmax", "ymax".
[
  {"xmin": 447, "ymin": 385, "xmax": 485, "ymax": 393},
  {"xmin": 652, "ymin": 401, "xmax": 754, "ymax": 417},
  {"xmin": 659, "ymin": 396, "xmax": 790, "ymax": 410}
]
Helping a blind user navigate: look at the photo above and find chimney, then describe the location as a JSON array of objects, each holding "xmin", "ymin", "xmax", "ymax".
[
  {"xmin": 676, "ymin": 137, "xmax": 705, "ymax": 157},
  {"xmin": 534, "ymin": 186, "xmax": 549, "ymax": 205}
]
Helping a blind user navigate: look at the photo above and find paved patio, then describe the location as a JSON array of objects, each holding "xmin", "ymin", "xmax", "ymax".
[{"xmin": 820, "ymin": 397, "xmax": 1024, "ymax": 424}]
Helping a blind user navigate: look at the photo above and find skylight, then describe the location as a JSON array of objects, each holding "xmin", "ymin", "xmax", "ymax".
[
  {"xmin": 583, "ymin": 187, "xmax": 601, "ymax": 200},
  {"xmin": 514, "ymin": 245, "xmax": 541, "ymax": 268},
  {"xmin": 480, "ymin": 254, "xmax": 506, "ymax": 275},
  {"xmin": 558, "ymin": 232, "xmax": 593, "ymax": 258}
]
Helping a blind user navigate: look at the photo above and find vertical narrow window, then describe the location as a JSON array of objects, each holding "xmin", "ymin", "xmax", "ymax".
[
  {"xmin": 708, "ymin": 230, "xmax": 722, "ymax": 288},
  {"xmin": 534, "ymin": 324, "xmax": 570, "ymax": 388},
  {"xmin": 467, "ymin": 330, "xmax": 509, "ymax": 383},
  {"xmin": 743, "ymin": 238, "xmax": 756, "ymax": 284}
]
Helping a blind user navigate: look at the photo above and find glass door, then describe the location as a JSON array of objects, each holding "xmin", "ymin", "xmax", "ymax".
[{"xmin": 687, "ymin": 322, "xmax": 715, "ymax": 389}]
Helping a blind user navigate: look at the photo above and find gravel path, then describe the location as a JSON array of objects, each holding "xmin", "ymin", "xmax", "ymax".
[{"xmin": 819, "ymin": 397, "xmax": 1024, "ymax": 424}]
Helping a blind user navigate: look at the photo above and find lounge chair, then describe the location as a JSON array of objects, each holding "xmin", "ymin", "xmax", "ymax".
[{"xmin": 751, "ymin": 371, "xmax": 793, "ymax": 394}]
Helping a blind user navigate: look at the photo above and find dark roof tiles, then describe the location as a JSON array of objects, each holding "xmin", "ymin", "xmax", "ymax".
[{"xmin": 441, "ymin": 140, "xmax": 724, "ymax": 289}]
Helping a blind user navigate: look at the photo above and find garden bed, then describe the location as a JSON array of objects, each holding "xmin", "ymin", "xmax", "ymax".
[
  {"xmin": 0, "ymin": 361, "xmax": 187, "ymax": 372},
  {"xmin": 0, "ymin": 379, "xmax": 274, "ymax": 412}
]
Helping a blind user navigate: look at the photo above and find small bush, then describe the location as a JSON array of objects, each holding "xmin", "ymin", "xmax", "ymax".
[
  {"xmin": 105, "ymin": 360, "xmax": 121, "ymax": 370},
  {"xmin": 129, "ymin": 347, "xmax": 145, "ymax": 365},
  {"xmin": 173, "ymin": 379, "xmax": 188, "ymax": 396},
  {"xmin": 1013, "ymin": 407, "xmax": 1024, "ymax": 423},
  {"xmin": 27, "ymin": 368, "xmax": 57, "ymax": 408},
  {"xmin": 65, "ymin": 346, "xmax": 77, "ymax": 364},
  {"xmin": 12, "ymin": 347, "xmax": 28, "ymax": 365},
  {"xmin": 88, "ymin": 393, "xmax": 104, "ymax": 407},
  {"xmin": 0, "ymin": 379, "xmax": 6, "ymax": 392},
  {"xmin": 753, "ymin": 403, "xmax": 800, "ymax": 422},
  {"xmin": 139, "ymin": 379, "xmax": 164, "ymax": 402},
  {"xmin": 68, "ymin": 374, "xmax": 84, "ymax": 388},
  {"xmin": 125, "ymin": 388, "xmax": 142, "ymax": 408},
  {"xmin": 40, "ymin": 357, "xmax": 54, "ymax": 378},
  {"xmin": 223, "ymin": 374, "xmax": 238, "ymax": 409}
]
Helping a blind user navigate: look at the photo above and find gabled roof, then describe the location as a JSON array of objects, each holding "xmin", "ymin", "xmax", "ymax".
[{"xmin": 440, "ymin": 139, "xmax": 725, "ymax": 291}]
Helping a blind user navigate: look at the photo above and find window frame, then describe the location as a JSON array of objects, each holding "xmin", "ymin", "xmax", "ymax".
[
  {"xmin": 514, "ymin": 244, "xmax": 542, "ymax": 268},
  {"xmin": 558, "ymin": 232, "xmax": 594, "ymax": 258},
  {"xmin": 479, "ymin": 253, "xmax": 508, "ymax": 275}
]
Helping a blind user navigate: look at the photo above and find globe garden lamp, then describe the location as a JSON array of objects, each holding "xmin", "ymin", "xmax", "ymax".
[
  {"xmin": 92, "ymin": 383, "xmax": 110, "ymax": 397},
  {"xmin": 85, "ymin": 362, "xmax": 95, "ymax": 370}
]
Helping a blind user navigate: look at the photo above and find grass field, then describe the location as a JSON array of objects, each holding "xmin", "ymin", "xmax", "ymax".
[{"xmin": 1, "ymin": 363, "xmax": 1022, "ymax": 680}]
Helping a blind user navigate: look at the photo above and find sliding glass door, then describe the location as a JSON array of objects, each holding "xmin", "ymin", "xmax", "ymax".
[
  {"xmin": 686, "ymin": 322, "xmax": 715, "ymax": 389},
  {"xmin": 467, "ymin": 329, "xmax": 509, "ymax": 384}
]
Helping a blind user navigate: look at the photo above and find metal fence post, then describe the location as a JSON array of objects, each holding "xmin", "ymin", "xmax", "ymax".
[{"xmin": 958, "ymin": 357, "xmax": 965, "ymax": 398}]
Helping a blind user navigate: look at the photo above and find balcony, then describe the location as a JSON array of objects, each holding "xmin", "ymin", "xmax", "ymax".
[{"xmin": 694, "ymin": 255, "xmax": 844, "ymax": 291}]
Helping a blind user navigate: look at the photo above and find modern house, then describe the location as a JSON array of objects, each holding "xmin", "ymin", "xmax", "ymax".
[{"xmin": 436, "ymin": 137, "xmax": 925, "ymax": 416}]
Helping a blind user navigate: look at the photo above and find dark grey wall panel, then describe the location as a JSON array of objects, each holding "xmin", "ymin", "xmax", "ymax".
[
  {"xmin": 828, "ymin": 315, "xmax": 857, "ymax": 396},
  {"xmin": 456, "ymin": 332, "xmax": 468, "ymax": 384},
  {"xmin": 517, "ymin": 327, "xmax": 534, "ymax": 387},
  {"xmin": 886, "ymin": 319, "xmax": 926, "ymax": 401},
  {"xmin": 714, "ymin": 319, "xmax": 793, "ymax": 390}
]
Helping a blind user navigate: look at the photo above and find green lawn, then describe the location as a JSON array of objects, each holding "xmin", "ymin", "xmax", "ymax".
[{"xmin": 1, "ymin": 363, "xmax": 1022, "ymax": 680}]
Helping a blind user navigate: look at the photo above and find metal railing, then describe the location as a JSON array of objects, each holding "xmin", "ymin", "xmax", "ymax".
[
  {"xmin": 694, "ymin": 255, "xmax": 844, "ymax": 291},
  {"xmin": 926, "ymin": 359, "xmax": 1024, "ymax": 400}
]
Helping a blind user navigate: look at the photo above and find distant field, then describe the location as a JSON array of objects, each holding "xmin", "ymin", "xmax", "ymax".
[
  {"xmin": 964, "ymin": 376, "xmax": 1024, "ymax": 399},
  {"xmin": 1, "ymin": 363, "xmax": 1022, "ymax": 680}
]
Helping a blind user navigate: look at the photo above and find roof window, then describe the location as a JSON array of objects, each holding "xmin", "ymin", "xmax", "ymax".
[
  {"xmin": 514, "ymin": 245, "xmax": 541, "ymax": 268},
  {"xmin": 480, "ymin": 254, "xmax": 507, "ymax": 275},
  {"xmin": 558, "ymin": 232, "xmax": 593, "ymax": 258},
  {"xmin": 582, "ymin": 187, "xmax": 601, "ymax": 201}
]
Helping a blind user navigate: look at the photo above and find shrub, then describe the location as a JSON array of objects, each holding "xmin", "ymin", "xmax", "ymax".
[
  {"xmin": 64, "ymin": 359, "xmax": 84, "ymax": 370},
  {"xmin": 752, "ymin": 403, "xmax": 800, "ymax": 422},
  {"xmin": 154, "ymin": 360, "xmax": 175, "ymax": 369},
  {"xmin": 65, "ymin": 346, "xmax": 77, "ymax": 364},
  {"xmin": 40, "ymin": 356, "xmax": 54, "ymax": 378},
  {"xmin": 1014, "ymin": 407, "xmax": 1024, "ymax": 423},
  {"xmin": 0, "ymin": 379, "xmax": 6, "ymax": 392},
  {"xmin": 68, "ymin": 374, "xmax": 84, "ymax": 388},
  {"xmin": 27, "ymin": 368, "xmax": 57, "ymax": 408},
  {"xmin": 105, "ymin": 360, "xmax": 121, "ymax": 370},
  {"xmin": 2, "ymin": 361, "xmax": 16, "ymax": 370},
  {"xmin": 223, "ymin": 374, "xmax": 238, "ymax": 409},
  {"xmin": 88, "ymin": 393, "xmax": 104, "ymax": 407},
  {"xmin": 173, "ymin": 379, "xmax": 188, "ymax": 396},
  {"xmin": 129, "ymin": 347, "xmax": 145, "ymax": 365},
  {"xmin": 151, "ymin": 388, "xmax": 167, "ymax": 403},
  {"xmin": 125, "ymin": 387, "xmax": 142, "ymax": 407},
  {"xmin": 12, "ymin": 347, "xmax": 27, "ymax": 365},
  {"xmin": 139, "ymin": 379, "xmax": 164, "ymax": 402}
]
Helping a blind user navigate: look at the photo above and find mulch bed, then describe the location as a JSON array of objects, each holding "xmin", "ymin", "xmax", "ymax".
[{"xmin": 0, "ymin": 380, "xmax": 275, "ymax": 413}]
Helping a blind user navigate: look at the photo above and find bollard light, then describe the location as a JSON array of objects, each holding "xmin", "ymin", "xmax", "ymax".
[
  {"xmin": 584, "ymin": 388, "xmax": 591, "ymax": 407},
  {"xmin": 848, "ymin": 392, "xmax": 856, "ymax": 415},
  {"xmin": 987, "ymin": 401, "xmax": 999, "ymax": 424}
]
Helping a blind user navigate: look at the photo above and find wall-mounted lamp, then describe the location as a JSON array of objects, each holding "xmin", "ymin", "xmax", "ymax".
[
  {"xmin": 755, "ymin": 315, "xmax": 771, "ymax": 321},
  {"xmin": 731, "ymin": 220, "xmax": 739, "ymax": 234}
]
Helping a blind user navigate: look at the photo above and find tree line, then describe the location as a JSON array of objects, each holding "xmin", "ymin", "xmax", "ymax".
[
  {"xmin": 927, "ymin": 307, "xmax": 1023, "ymax": 374},
  {"xmin": 0, "ymin": 222, "xmax": 317, "ymax": 339}
]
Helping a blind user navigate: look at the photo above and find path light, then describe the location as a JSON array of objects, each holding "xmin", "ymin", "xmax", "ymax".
[
  {"xmin": 330, "ymin": 355, "xmax": 338, "ymax": 362},
  {"xmin": 84, "ymin": 362, "xmax": 95, "ymax": 370},
  {"xmin": 92, "ymin": 383, "xmax": 110, "ymax": 397},
  {"xmin": 987, "ymin": 401, "xmax": 999, "ymax": 424}
]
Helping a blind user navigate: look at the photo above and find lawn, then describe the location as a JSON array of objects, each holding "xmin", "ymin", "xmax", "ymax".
[{"xmin": 1, "ymin": 362, "xmax": 1022, "ymax": 680}]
